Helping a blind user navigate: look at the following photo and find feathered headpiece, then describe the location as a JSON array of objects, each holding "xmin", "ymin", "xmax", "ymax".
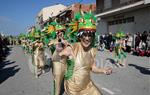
[
  {"xmin": 115, "ymin": 31, "xmax": 126, "ymax": 39},
  {"xmin": 78, "ymin": 4, "xmax": 96, "ymax": 33},
  {"xmin": 67, "ymin": 4, "xmax": 96, "ymax": 39}
]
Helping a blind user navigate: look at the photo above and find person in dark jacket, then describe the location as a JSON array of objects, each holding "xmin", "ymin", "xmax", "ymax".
[{"xmin": 135, "ymin": 33, "xmax": 141, "ymax": 50}]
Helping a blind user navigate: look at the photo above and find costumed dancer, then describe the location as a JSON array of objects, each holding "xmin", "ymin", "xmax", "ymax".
[
  {"xmin": 32, "ymin": 30, "xmax": 45, "ymax": 78},
  {"xmin": 27, "ymin": 27, "xmax": 36, "ymax": 54},
  {"xmin": 59, "ymin": 5, "xmax": 112, "ymax": 95},
  {"xmin": 19, "ymin": 34, "xmax": 27, "ymax": 53},
  {"xmin": 114, "ymin": 31, "xmax": 127, "ymax": 67},
  {"xmin": 48, "ymin": 20, "xmax": 68, "ymax": 95}
]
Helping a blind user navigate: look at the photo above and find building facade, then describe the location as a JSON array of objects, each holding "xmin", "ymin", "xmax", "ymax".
[
  {"xmin": 35, "ymin": 3, "xmax": 96, "ymax": 31},
  {"xmin": 96, "ymin": 0, "xmax": 150, "ymax": 34},
  {"xmin": 56, "ymin": 3, "xmax": 96, "ymax": 24},
  {"xmin": 36, "ymin": 4, "xmax": 67, "ymax": 30}
]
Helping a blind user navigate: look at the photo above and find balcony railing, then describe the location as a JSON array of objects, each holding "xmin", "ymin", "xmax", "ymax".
[{"xmin": 97, "ymin": 0, "xmax": 143, "ymax": 14}]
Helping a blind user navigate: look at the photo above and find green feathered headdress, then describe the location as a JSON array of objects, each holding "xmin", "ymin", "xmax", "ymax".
[
  {"xmin": 18, "ymin": 33, "xmax": 26, "ymax": 40},
  {"xmin": 67, "ymin": 4, "xmax": 96, "ymax": 37},
  {"xmin": 78, "ymin": 4, "xmax": 96, "ymax": 32},
  {"xmin": 45, "ymin": 20, "xmax": 57, "ymax": 35},
  {"xmin": 64, "ymin": 4, "xmax": 97, "ymax": 43},
  {"xmin": 55, "ymin": 24, "xmax": 66, "ymax": 32},
  {"xmin": 49, "ymin": 18, "xmax": 66, "ymax": 32},
  {"xmin": 34, "ymin": 30, "xmax": 41, "ymax": 38},
  {"xmin": 41, "ymin": 31, "xmax": 46, "ymax": 38},
  {"xmin": 115, "ymin": 30, "xmax": 126, "ymax": 39},
  {"xmin": 44, "ymin": 18, "xmax": 66, "ymax": 39}
]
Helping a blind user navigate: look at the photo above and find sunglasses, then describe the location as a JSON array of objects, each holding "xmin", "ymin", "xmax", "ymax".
[{"xmin": 81, "ymin": 32, "xmax": 95, "ymax": 38}]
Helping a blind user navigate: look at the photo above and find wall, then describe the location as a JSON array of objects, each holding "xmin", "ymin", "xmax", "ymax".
[
  {"xmin": 96, "ymin": 6, "xmax": 150, "ymax": 34},
  {"xmin": 134, "ymin": 6, "xmax": 150, "ymax": 33},
  {"xmin": 96, "ymin": 19, "xmax": 108, "ymax": 34},
  {"xmin": 144, "ymin": 0, "xmax": 150, "ymax": 4}
]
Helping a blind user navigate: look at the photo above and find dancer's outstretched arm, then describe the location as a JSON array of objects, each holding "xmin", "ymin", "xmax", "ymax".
[{"xmin": 91, "ymin": 62, "xmax": 112, "ymax": 75}]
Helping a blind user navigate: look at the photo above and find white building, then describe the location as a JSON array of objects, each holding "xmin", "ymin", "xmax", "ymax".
[
  {"xmin": 96, "ymin": 0, "xmax": 150, "ymax": 35},
  {"xmin": 36, "ymin": 4, "xmax": 67, "ymax": 30}
]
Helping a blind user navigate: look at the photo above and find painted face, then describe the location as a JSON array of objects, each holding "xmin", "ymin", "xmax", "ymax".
[{"xmin": 80, "ymin": 32, "xmax": 94, "ymax": 49}]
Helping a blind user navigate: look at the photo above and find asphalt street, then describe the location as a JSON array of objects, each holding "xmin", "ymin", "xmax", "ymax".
[{"xmin": 0, "ymin": 46, "xmax": 149, "ymax": 95}]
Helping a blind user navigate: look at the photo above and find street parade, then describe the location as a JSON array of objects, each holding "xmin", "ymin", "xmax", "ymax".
[{"xmin": 0, "ymin": 0, "xmax": 150, "ymax": 95}]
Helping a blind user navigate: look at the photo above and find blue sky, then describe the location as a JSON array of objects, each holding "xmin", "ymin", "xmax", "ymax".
[{"xmin": 0, "ymin": 0, "xmax": 95, "ymax": 36}]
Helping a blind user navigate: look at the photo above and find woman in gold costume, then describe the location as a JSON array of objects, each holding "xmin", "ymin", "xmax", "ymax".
[
  {"xmin": 33, "ymin": 30, "xmax": 45, "ymax": 78},
  {"xmin": 48, "ymin": 23, "xmax": 68, "ymax": 95},
  {"xmin": 60, "ymin": 31, "xmax": 112, "ymax": 95},
  {"xmin": 59, "ymin": 6, "xmax": 112, "ymax": 95}
]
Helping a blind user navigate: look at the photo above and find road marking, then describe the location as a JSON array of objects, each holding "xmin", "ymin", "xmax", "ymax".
[{"xmin": 101, "ymin": 87, "xmax": 115, "ymax": 95}]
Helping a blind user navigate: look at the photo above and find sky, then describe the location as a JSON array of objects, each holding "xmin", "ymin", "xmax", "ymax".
[{"xmin": 0, "ymin": 0, "xmax": 96, "ymax": 36}]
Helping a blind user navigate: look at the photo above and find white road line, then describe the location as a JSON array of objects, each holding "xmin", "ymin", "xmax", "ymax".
[{"xmin": 101, "ymin": 87, "xmax": 115, "ymax": 95}]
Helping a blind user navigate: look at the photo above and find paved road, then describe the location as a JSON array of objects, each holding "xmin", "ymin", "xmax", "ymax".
[
  {"xmin": 0, "ymin": 46, "xmax": 52, "ymax": 95},
  {"xmin": 0, "ymin": 46, "xmax": 149, "ymax": 95},
  {"xmin": 94, "ymin": 51, "xmax": 150, "ymax": 95}
]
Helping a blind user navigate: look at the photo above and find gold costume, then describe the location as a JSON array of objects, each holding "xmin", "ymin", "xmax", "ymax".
[
  {"xmin": 65, "ymin": 43, "xmax": 102, "ymax": 95},
  {"xmin": 52, "ymin": 45, "xmax": 67, "ymax": 95},
  {"xmin": 34, "ymin": 45, "xmax": 45, "ymax": 67}
]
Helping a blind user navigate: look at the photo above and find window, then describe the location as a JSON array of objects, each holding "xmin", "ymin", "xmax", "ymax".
[
  {"xmin": 123, "ymin": 19, "xmax": 127, "ymax": 23},
  {"xmin": 126, "ymin": 17, "xmax": 134, "ymax": 22},
  {"xmin": 108, "ymin": 22, "xmax": 112, "ymax": 25},
  {"xmin": 104, "ymin": 0, "xmax": 112, "ymax": 9},
  {"xmin": 118, "ymin": 19, "xmax": 123, "ymax": 24},
  {"xmin": 108, "ymin": 16, "xmax": 134, "ymax": 26},
  {"xmin": 115, "ymin": 20, "xmax": 119, "ymax": 24}
]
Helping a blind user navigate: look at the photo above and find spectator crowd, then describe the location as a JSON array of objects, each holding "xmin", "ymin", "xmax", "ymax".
[
  {"xmin": 0, "ymin": 33, "xmax": 13, "ymax": 61},
  {"xmin": 98, "ymin": 31, "xmax": 150, "ymax": 57}
]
